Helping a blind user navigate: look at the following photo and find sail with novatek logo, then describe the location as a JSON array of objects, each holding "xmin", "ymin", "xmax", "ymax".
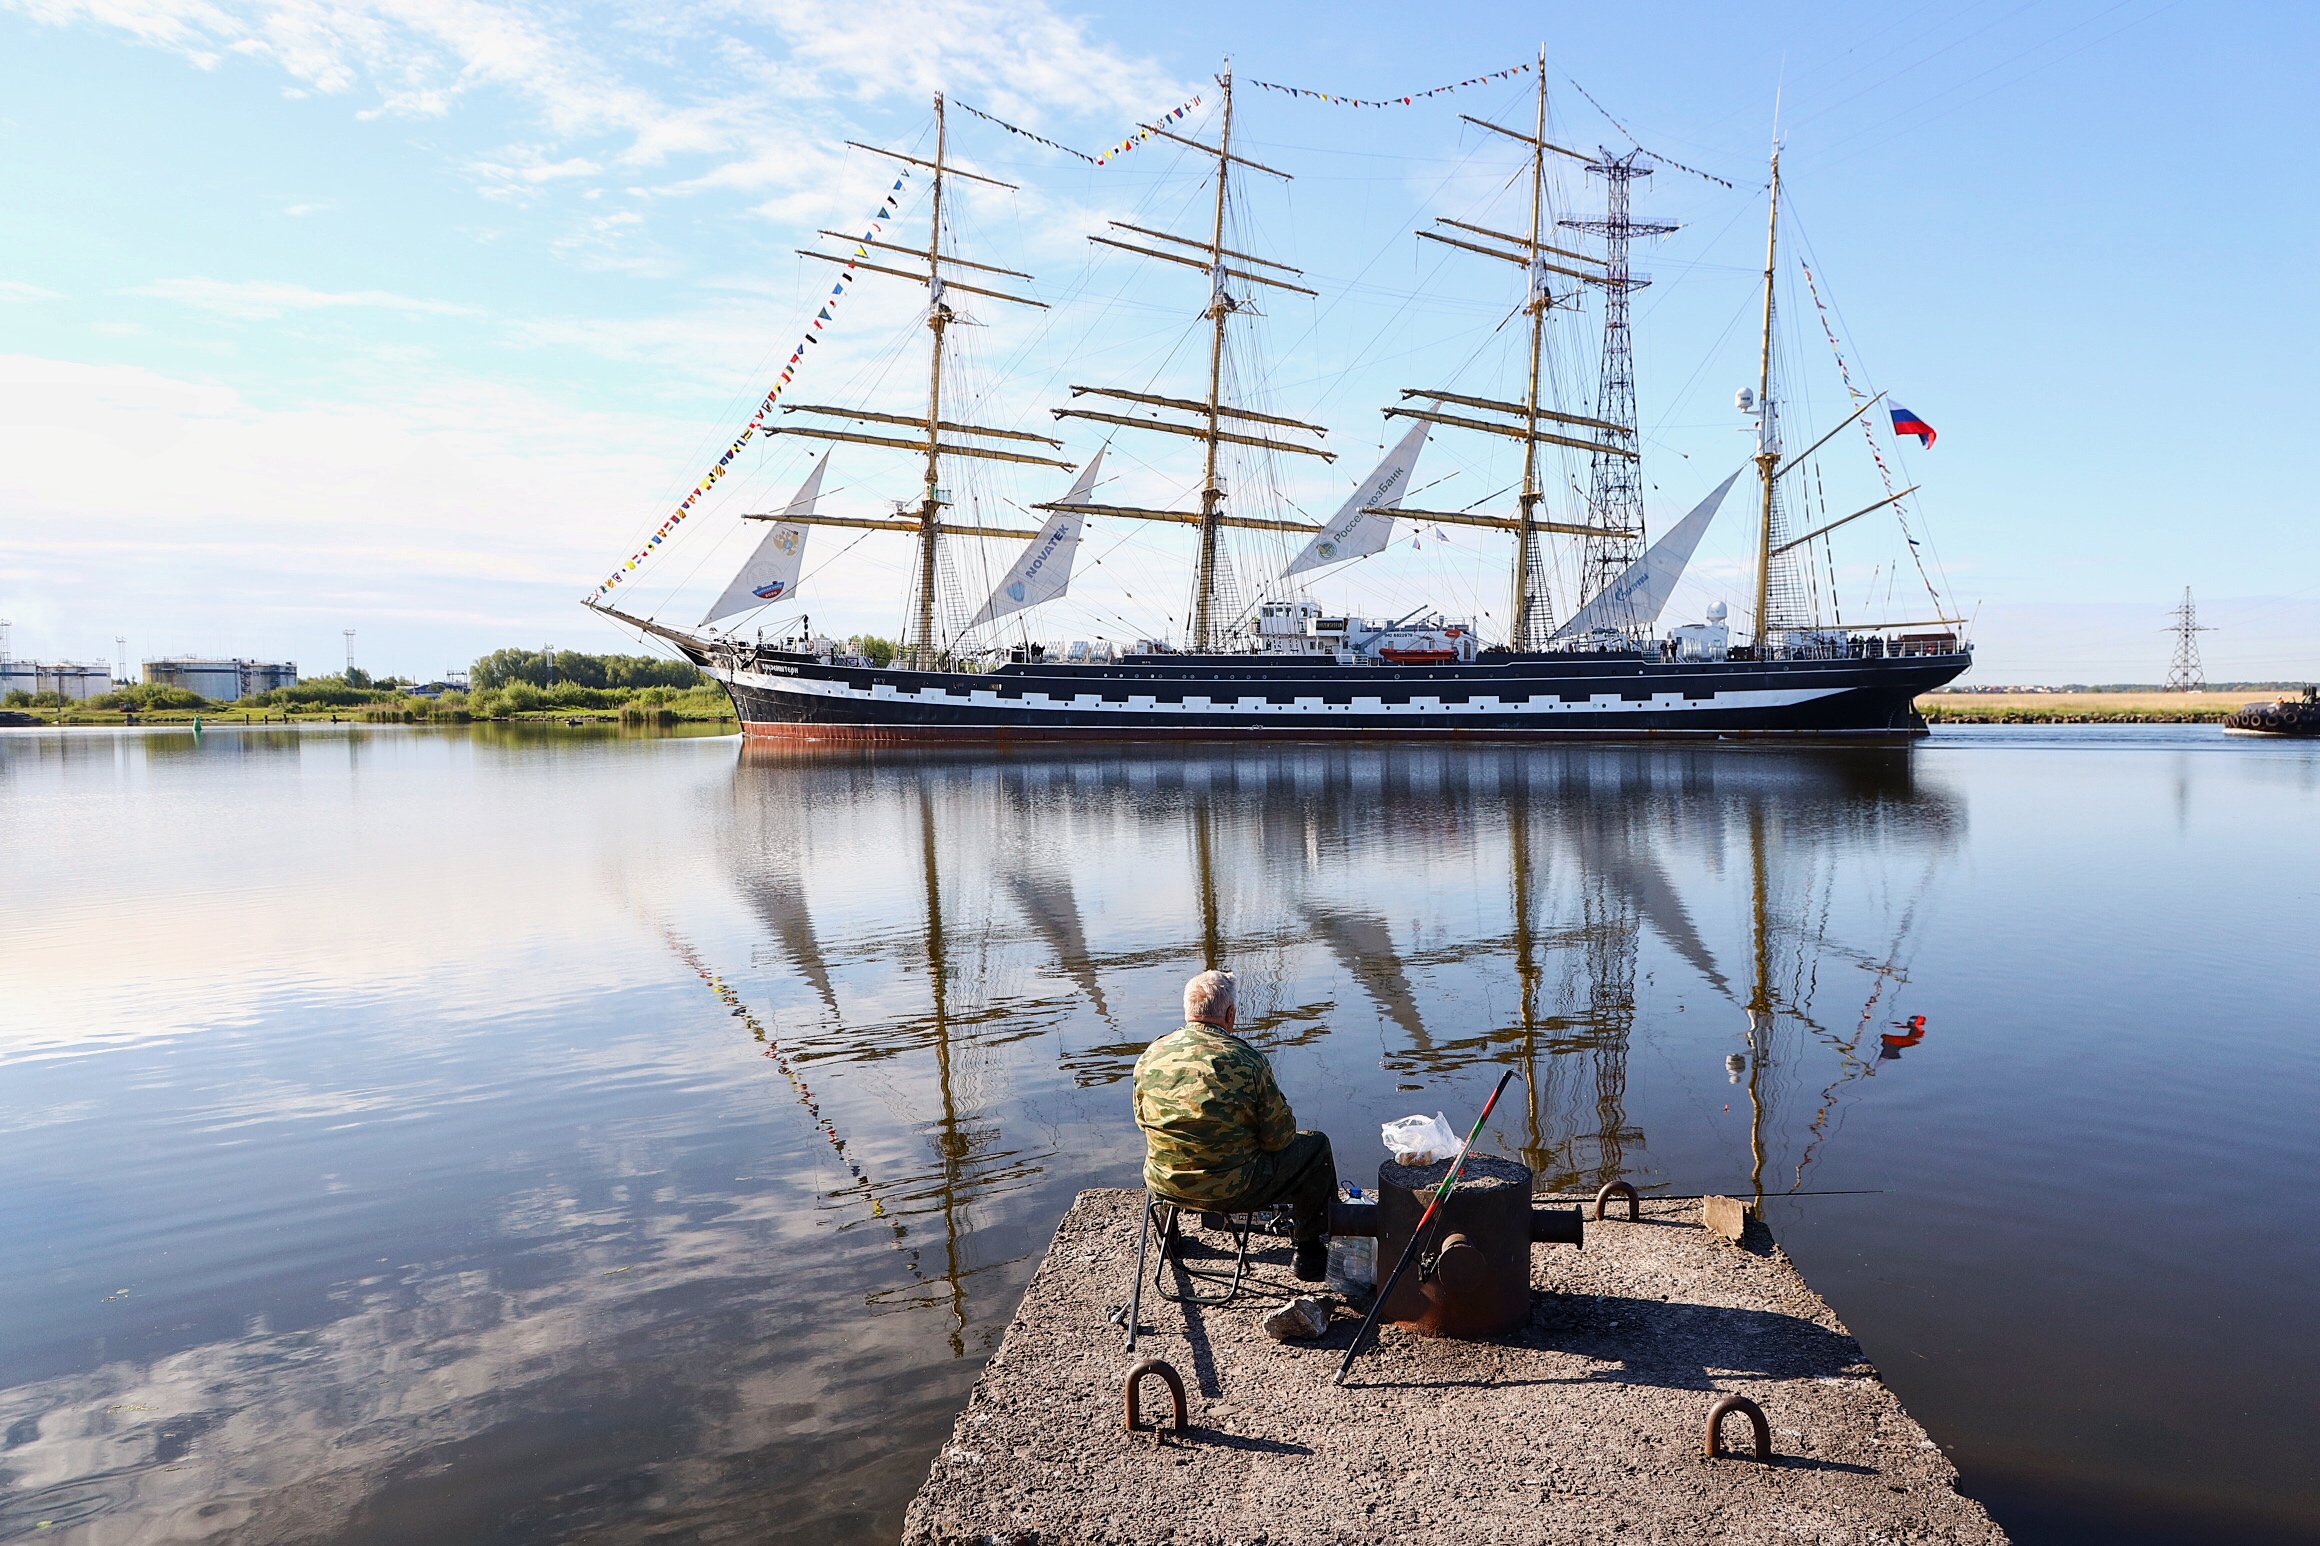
[{"xmin": 972, "ymin": 450, "xmax": 1103, "ymax": 626}]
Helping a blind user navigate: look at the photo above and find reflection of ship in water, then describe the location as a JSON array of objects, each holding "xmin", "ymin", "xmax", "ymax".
[
  {"xmin": 725, "ymin": 742, "xmax": 1957, "ymax": 1271},
  {"xmin": 720, "ymin": 766, "xmax": 1054, "ymax": 1358},
  {"xmin": 1730, "ymin": 769, "xmax": 1951, "ymax": 1208}
]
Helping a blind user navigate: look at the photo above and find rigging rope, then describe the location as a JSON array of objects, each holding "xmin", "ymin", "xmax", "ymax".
[{"xmin": 1796, "ymin": 255, "xmax": 1946, "ymax": 613}]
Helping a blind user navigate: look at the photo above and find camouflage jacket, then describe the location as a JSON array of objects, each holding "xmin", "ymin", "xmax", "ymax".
[{"xmin": 1132, "ymin": 1023, "xmax": 1295, "ymax": 1204}]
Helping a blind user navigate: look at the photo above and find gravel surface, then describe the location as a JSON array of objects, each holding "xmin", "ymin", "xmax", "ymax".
[{"xmin": 903, "ymin": 1188, "xmax": 2007, "ymax": 1546}]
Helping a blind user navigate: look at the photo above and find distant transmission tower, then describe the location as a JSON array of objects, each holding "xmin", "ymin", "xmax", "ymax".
[
  {"xmin": 2164, "ymin": 587, "xmax": 2212, "ymax": 691},
  {"xmin": 344, "ymin": 629, "xmax": 357, "ymax": 676},
  {"xmin": 1560, "ymin": 151, "xmax": 1676, "ymax": 627}
]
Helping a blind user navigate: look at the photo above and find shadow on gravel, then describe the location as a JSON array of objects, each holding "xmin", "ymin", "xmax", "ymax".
[
  {"xmin": 1333, "ymin": 1291, "xmax": 1866, "ymax": 1394},
  {"xmin": 1173, "ymin": 1429, "xmax": 1315, "ymax": 1457},
  {"xmin": 1528, "ymin": 1292, "xmax": 1867, "ymax": 1390}
]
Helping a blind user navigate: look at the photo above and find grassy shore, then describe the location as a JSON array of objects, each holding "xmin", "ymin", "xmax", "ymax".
[
  {"xmin": 1915, "ymin": 690, "xmax": 2270, "ymax": 723},
  {"xmin": 2, "ymin": 695, "xmax": 737, "ymax": 730}
]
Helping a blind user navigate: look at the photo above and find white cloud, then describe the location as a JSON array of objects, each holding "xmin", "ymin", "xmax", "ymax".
[
  {"xmin": 129, "ymin": 276, "xmax": 482, "ymax": 319},
  {"xmin": 0, "ymin": 278, "xmax": 62, "ymax": 301},
  {"xmin": 775, "ymin": 0, "xmax": 1180, "ymax": 119},
  {"xmin": 5, "ymin": 0, "xmax": 1190, "ymax": 208},
  {"xmin": 0, "ymin": 351, "xmax": 684, "ymax": 661}
]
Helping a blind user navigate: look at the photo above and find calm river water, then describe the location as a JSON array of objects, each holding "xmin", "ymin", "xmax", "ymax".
[{"xmin": 2, "ymin": 725, "xmax": 2315, "ymax": 1544}]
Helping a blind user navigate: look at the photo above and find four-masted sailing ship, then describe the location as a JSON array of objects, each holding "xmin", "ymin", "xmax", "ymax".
[{"xmin": 590, "ymin": 61, "xmax": 1971, "ymax": 739}]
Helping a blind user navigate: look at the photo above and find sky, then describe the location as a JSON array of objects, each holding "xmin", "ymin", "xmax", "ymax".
[{"xmin": 1, "ymin": 0, "xmax": 2314, "ymax": 685}]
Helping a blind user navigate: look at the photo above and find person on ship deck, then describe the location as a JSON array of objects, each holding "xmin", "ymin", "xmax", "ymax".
[{"xmin": 1132, "ymin": 968, "xmax": 1337, "ymax": 1282}]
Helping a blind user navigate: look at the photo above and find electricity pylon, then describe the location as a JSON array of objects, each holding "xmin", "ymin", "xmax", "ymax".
[{"xmin": 2164, "ymin": 588, "xmax": 2211, "ymax": 692}]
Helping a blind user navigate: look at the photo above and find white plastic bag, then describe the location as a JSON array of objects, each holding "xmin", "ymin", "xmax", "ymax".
[{"xmin": 1380, "ymin": 1112, "xmax": 1462, "ymax": 1166}]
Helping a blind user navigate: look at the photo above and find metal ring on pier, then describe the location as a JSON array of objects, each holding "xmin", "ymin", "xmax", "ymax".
[
  {"xmin": 1124, "ymin": 1358, "xmax": 1188, "ymax": 1446},
  {"xmin": 1594, "ymin": 1180, "xmax": 1640, "ymax": 1221},
  {"xmin": 1705, "ymin": 1394, "xmax": 1772, "ymax": 1461}
]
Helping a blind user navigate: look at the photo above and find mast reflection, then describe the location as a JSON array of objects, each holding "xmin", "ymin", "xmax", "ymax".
[
  {"xmin": 723, "ymin": 752, "xmax": 1052, "ymax": 1361},
  {"xmin": 725, "ymin": 742, "xmax": 1958, "ymax": 1264}
]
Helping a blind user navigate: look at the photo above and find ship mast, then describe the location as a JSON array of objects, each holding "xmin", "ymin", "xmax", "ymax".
[
  {"xmin": 1749, "ymin": 150, "xmax": 1783, "ymax": 654},
  {"xmin": 1192, "ymin": 77, "xmax": 1237, "ymax": 650},
  {"xmin": 760, "ymin": 94, "xmax": 1074, "ymax": 669},
  {"xmin": 1380, "ymin": 49, "xmax": 1643, "ymax": 651},
  {"xmin": 1513, "ymin": 52, "xmax": 1553, "ymax": 645},
  {"xmin": 1037, "ymin": 67, "xmax": 1334, "ymax": 653},
  {"xmin": 915, "ymin": 102, "xmax": 953, "ymax": 667}
]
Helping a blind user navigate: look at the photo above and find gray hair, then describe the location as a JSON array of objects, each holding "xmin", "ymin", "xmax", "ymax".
[{"xmin": 1183, "ymin": 968, "xmax": 1236, "ymax": 1025}]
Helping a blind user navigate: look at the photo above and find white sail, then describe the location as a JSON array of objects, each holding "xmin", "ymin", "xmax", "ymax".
[
  {"xmin": 1282, "ymin": 421, "xmax": 1429, "ymax": 576},
  {"xmin": 1550, "ymin": 469, "xmax": 1743, "ymax": 640},
  {"xmin": 700, "ymin": 455, "xmax": 827, "ymax": 626},
  {"xmin": 970, "ymin": 450, "xmax": 1103, "ymax": 627}
]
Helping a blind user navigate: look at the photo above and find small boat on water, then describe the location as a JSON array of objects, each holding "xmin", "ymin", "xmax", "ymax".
[{"xmin": 2224, "ymin": 687, "xmax": 2320, "ymax": 737}]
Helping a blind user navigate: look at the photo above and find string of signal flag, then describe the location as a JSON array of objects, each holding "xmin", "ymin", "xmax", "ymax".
[
  {"xmin": 954, "ymin": 93, "xmax": 1204, "ymax": 165},
  {"xmin": 1247, "ymin": 59, "xmax": 1537, "ymax": 106},
  {"xmin": 592, "ymin": 171, "xmax": 911, "ymax": 599},
  {"xmin": 597, "ymin": 90, "xmax": 1209, "ymax": 598},
  {"xmin": 591, "ymin": 63, "xmax": 1746, "ymax": 601}
]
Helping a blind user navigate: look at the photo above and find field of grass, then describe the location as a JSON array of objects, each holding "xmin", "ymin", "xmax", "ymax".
[{"xmin": 1915, "ymin": 690, "xmax": 2275, "ymax": 723}]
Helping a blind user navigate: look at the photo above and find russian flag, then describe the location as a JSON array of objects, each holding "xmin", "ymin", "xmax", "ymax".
[{"xmin": 1890, "ymin": 403, "xmax": 1937, "ymax": 448}]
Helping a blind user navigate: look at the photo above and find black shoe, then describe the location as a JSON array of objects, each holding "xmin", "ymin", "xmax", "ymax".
[
  {"xmin": 1198, "ymin": 1211, "xmax": 1232, "ymax": 1232},
  {"xmin": 1293, "ymin": 1240, "xmax": 1328, "ymax": 1282}
]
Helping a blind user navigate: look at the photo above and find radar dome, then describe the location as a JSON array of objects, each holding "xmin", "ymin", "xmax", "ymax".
[
  {"xmin": 1734, "ymin": 387, "xmax": 1756, "ymax": 411},
  {"xmin": 1707, "ymin": 601, "xmax": 1728, "ymax": 623}
]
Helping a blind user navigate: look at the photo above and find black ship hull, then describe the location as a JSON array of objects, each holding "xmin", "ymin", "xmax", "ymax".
[{"xmin": 679, "ymin": 643, "xmax": 1970, "ymax": 742}]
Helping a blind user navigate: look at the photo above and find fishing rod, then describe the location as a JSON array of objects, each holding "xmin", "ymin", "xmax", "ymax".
[
  {"xmin": 1334, "ymin": 1066, "xmax": 1520, "ymax": 1387},
  {"xmin": 1544, "ymin": 1188, "xmax": 1894, "ymax": 1202}
]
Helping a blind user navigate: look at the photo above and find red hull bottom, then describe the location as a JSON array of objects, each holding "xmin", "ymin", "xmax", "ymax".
[{"xmin": 737, "ymin": 720, "xmax": 1930, "ymax": 746}]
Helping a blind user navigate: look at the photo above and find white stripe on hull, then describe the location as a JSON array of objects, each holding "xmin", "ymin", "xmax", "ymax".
[{"xmin": 712, "ymin": 665, "xmax": 1847, "ymax": 721}]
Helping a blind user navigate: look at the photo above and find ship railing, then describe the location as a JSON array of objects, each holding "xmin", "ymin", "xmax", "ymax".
[{"xmin": 1729, "ymin": 633, "xmax": 1971, "ymax": 663}]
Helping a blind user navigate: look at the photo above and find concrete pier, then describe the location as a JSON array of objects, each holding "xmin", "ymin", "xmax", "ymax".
[{"xmin": 903, "ymin": 1188, "xmax": 2007, "ymax": 1545}]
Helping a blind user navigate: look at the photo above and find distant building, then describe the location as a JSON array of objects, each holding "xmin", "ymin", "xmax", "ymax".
[
  {"xmin": 143, "ymin": 658, "xmax": 298, "ymax": 702},
  {"xmin": 1, "ymin": 661, "xmax": 116, "ymax": 701}
]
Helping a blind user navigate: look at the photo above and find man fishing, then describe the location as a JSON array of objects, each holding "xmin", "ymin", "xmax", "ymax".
[{"xmin": 1133, "ymin": 968, "xmax": 1338, "ymax": 1281}]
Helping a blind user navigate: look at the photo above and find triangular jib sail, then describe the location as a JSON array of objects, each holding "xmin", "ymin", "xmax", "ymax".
[
  {"xmin": 1283, "ymin": 423, "xmax": 1429, "ymax": 577},
  {"xmin": 971, "ymin": 450, "xmax": 1104, "ymax": 626},
  {"xmin": 701, "ymin": 455, "xmax": 828, "ymax": 626},
  {"xmin": 1551, "ymin": 469, "xmax": 1741, "ymax": 640}
]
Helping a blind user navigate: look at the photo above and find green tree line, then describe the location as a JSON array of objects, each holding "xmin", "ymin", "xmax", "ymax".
[{"xmin": 471, "ymin": 649, "xmax": 702, "ymax": 692}]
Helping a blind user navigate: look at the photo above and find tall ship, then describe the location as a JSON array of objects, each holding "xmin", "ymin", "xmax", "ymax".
[{"xmin": 589, "ymin": 61, "xmax": 1970, "ymax": 739}]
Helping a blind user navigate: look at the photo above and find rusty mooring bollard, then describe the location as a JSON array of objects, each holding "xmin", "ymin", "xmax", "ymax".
[
  {"xmin": 1705, "ymin": 1393, "xmax": 1773, "ymax": 1461},
  {"xmin": 1124, "ymin": 1358, "xmax": 1188, "ymax": 1448},
  {"xmin": 1594, "ymin": 1179, "xmax": 1640, "ymax": 1221},
  {"xmin": 1376, "ymin": 1156, "xmax": 1533, "ymax": 1338}
]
